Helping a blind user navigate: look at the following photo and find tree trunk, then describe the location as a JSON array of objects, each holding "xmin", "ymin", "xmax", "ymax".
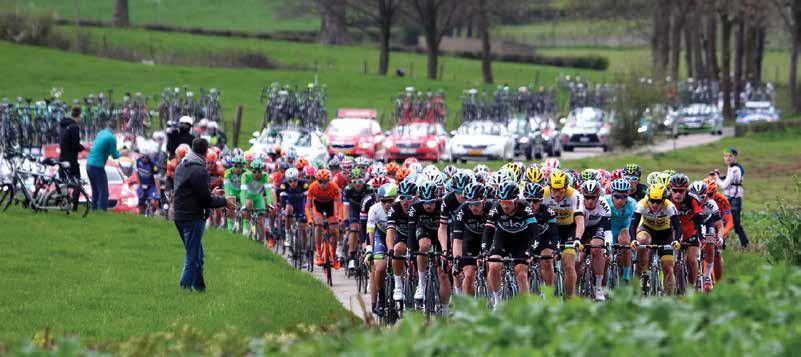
[
  {"xmin": 684, "ymin": 15, "xmax": 694, "ymax": 79},
  {"xmin": 318, "ymin": 0, "xmax": 351, "ymax": 45},
  {"xmin": 113, "ymin": 0, "xmax": 130, "ymax": 27},
  {"xmin": 734, "ymin": 14, "xmax": 745, "ymax": 109},
  {"xmin": 754, "ymin": 24, "xmax": 765, "ymax": 83},
  {"xmin": 671, "ymin": 12, "xmax": 684, "ymax": 83},
  {"xmin": 466, "ymin": 16, "xmax": 474, "ymax": 38},
  {"xmin": 791, "ymin": 38, "xmax": 799, "ymax": 112},
  {"xmin": 478, "ymin": 0, "xmax": 493, "ymax": 84},
  {"xmin": 694, "ymin": 17, "xmax": 705, "ymax": 79},
  {"xmin": 426, "ymin": 39, "xmax": 439, "ymax": 80},
  {"xmin": 721, "ymin": 14, "xmax": 734, "ymax": 120},
  {"xmin": 652, "ymin": 0, "xmax": 671, "ymax": 77},
  {"xmin": 378, "ymin": 26, "xmax": 391, "ymax": 75},
  {"xmin": 707, "ymin": 10, "xmax": 719, "ymax": 80}
]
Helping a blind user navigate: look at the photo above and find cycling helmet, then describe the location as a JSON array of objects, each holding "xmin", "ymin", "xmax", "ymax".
[
  {"xmin": 278, "ymin": 161, "xmax": 290, "ymax": 171},
  {"xmin": 386, "ymin": 162, "xmax": 399, "ymax": 175},
  {"xmin": 443, "ymin": 165, "xmax": 458, "ymax": 178},
  {"xmin": 178, "ymin": 115, "xmax": 193, "ymax": 125},
  {"xmin": 523, "ymin": 182, "xmax": 545, "ymax": 200},
  {"xmin": 474, "ymin": 170, "xmax": 488, "ymax": 184},
  {"xmin": 418, "ymin": 182, "xmax": 438, "ymax": 201},
  {"xmin": 350, "ymin": 167, "xmax": 364, "ymax": 180},
  {"xmin": 304, "ymin": 165, "xmax": 316, "ymax": 178},
  {"xmin": 487, "ymin": 171, "xmax": 504, "ymax": 188},
  {"xmin": 231, "ymin": 148, "xmax": 244, "ymax": 157},
  {"xmin": 497, "ymin": 181, "xmax": 520, "ymax": 200},
  {"xmin": 250, "ymin": 159, "xmax": 265, "ymax": 171},
  {"xmin": 399, "ymin": 179, "xmax": 417, "ymax": 196},
  {"xmin": 610, "ymin": 169, "xmax": 624, "ymax": 181},
  {"xmin": 335, "ymin": 152, "xmax": 346, "ymax": 162},
  {"xmin": 396, "ymin": 167, "xmax": 411, "ymax": 182},
  {"xmin": 328, "ymin": 158, "xmax": 341, "ymax": 170},
  {"xmin": 295, "ymin": 158, "xmax": 309, "ymax": 171},
  {"xmin": 623, "ymin": 163, "xmax": 642, "ymax": 178},
  {"xmin": 543, "ymin": 158, "xmax": 561, "ymax": 169},
  {"xmin": 175, "ymin": 144, "xmax": 190, "ymax": 160},
  {"xmin": 580, "ymin": 179, "xmax": 602, "ymax": 197},
  {"xmin": 422, "ymin": 164, "xmax": 439, "ymax": 175},
  {"xmin": 463, "ymin": 182, "xmax": 486, "ymax": 201},
  {"xmin": 580, "ymin": 169, "xmax": 598, "ymax": 183},
  {"xmin": 341, "ymin": 159, "xmax": 354, "ymax": 172},
  {"xmin": 657, "ymin": 172, "xmax": 672, "ymax": 187},
  {"xmin": 244, "ymin": 152, "xmax": 255, "ymax": 163},
  {"xmin": 646, "ymin": 171, "xmax": 662, "ymax": 186},
  {"xmin": 315, "ymin": 169, "xmax": 331, "ymax": 182},
  {"xmin": 703, "ymin": 177, "xmax": 718, "ymax": 195},
  {"xmin": 688, "ymin": 180, "xmax": 707, "ymax": 202},
  {"xmin": 354, "ymin": 156, "xmax": 369, "ymax": 169},
  {"xmin": 402, "ymin": 157, "xmax": 418, "ymax": 168},
  {"xmin": 610, "ymin": 179, "xmax": 631, "ymax": 193},
  {"xmin": 370, "ymin": 175, "xmax": 390, "ymax": 188},
  {"xmin": 450, "ymin": 171, "xmax": 473, "ymax": 193},
  {"xmin": 669, "ymin": 173, "xmax": 690, "ymax": 188},
  {"xmin": 524, "ymin": 167, "xmax": 544, "ymax": 184},
  {"xmin": 285, "ymin": 167, "xmax": 300, "ymax": 180},
  {"xmin": 377, "ymin": 183, "xmax": 398, "ymax": 199},
  {"xmin": 549, "ymin": 169, "xmax": 568, "ymax": 189},
  {"xmin": 485, "ymin": 185, "xmax": 497, "ymax": 200},
  {"xmin": 409, "ymin": 162, "xmax": 423, "ymax": 174},
  {"xmin": 474, "ymin": 164, "xmax": 489, "ymax": 175},
  {"xmin": 372, "ymin": 166, "xmax": 388, "ymax": 178},
  {"xmin": 502, "ymin": 162, "xmax": 522, "ymax": 182},
  {"xmin": 647, "ymin": 184, "xmax": 668, "ymax": 201},
  {"xmin": 205, "ymin": 151, "xmax": 218, "ymax": 163},
  {"xmin": 663, "ymin": 169, "xmax": 677, "ymax": 177}
]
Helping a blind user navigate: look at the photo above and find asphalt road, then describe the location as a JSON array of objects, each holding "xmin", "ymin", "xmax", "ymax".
[{"xmin": 559, "ymin": 127, "xmax": 734, "ymax": 160}]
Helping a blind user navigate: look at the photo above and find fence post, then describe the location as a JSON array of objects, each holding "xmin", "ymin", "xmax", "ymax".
[
  {"xmin": 363, "ymin": 60, "xmax": 368, "ymax": 75},
  {"xmin": 232, "ymin": 105, "xmax": 243, "ymax": 147},
  {"xmin": 410, "ymin": 62, "xmax": 413, "ymax": 78},
  {"xmin": 439, "ymin": 63, "xmax": 444, "ymax": 80}
]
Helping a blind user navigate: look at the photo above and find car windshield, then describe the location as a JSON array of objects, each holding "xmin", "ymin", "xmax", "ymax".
[
  {"xmin": 257, "ymin": 129, "xmax": 313, "ymax": 147},
  {"xmin": 327, "ymin": 119, "xmax": 372, "ymax": 136},
  {"xmin": 457, "ymin": 121, "xmax": 505, "ymax": 136},
  {"xmin": 680, "ymin": 105, "xmax": 713, "ymax": 116},
  {"xmin": 569, "ymin": 108, "xmax": 604, "ymax": 122},
  {"xmin": 506, "ymin": 119, "xmax": 528, "ymax": 134},
  {"xmin": 393, "ymin": 123, "xmax": 436, "ymax": 137}
]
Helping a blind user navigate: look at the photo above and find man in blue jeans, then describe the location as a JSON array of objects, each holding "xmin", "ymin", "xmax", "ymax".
[
  {"xmin": 714, "ymin": 147, "xmax": 749, "ymax": 248},
  {"xmin": 87, "ymin": 120, "xmax": 121, "ymax": 211},
  {"xmin": 173, "ymin": 138, "xmax": 237, "ymax": 292}
]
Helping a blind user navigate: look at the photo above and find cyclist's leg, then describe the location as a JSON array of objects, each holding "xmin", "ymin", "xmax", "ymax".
[
  {"xmin": 417, "ymin": 237, "xmax": 431, "ymax": 289},
  {"xmin": 590, "ymin": 237, "xmax": 605, "ymax": 288},
  {"xmin": 348, "ymin": 221, "xmax": 360, "ymax": 265},
  {"xmin": 372, "ymin": 231, "xmax": 388, "ymax": 309},
  {"xmin": 559, "ymin": 225, "xmax": 577, "ymax": 297},
  {"xmin": 136, "ymin": 186, "xmax": 147, "ymax": 215},
  {"xmin": 635, "ymin": 228, "xmax": 652, "ymax": 276},
  {"xmin": 242, "ymin": 199, "xmax": 254, "ymax": 234},
  {"xmin": 702, "ymin": 233, "xmax": 716, "ymax": 280},
  {"xmin": 656, "ymin": 231, "xmax": 675, "ymax": 295},
  {"xmin": 686, "ymin": 237, "xmax": 700, "ymax": 287},
  {"xmin": 327, "ymin": 216, "xmax": 340, "ymax": 262},
  {"xmin": 617, "ymin": 229, "xmax": 632, "ymax": 281},
  {"xmin": 487, "ymin": 232, "xmax": 504, "ymax": 303},
  {"xmin": 714, "ymin": 247, "xmax": 724, "ymax": 282},
  {"xmin": 227, "ymin": 196, "xmax": 239, "ymax": 231}
]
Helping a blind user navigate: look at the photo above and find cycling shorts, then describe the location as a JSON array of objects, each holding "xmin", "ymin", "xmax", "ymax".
[
  {"xmin": 313, "ymin": 200, "xmax": 336, "ymax": 218},
  {"xmin": 557, "ymin": 223, "xmax": 577, "ymax": 252},
  {"xmin": 346, "ymin": 204, "xmax": 361, "ymax": 225},
  {"xmin": 537, "ymin": 224, "xmax": 559, "ymax": 254},
  {"xmin": 246, "ymin": 195, "xmax": 266, "ymax": 212},
  {"xmin": 284, "ymin": 201, "xmax": 306, "ymax": 220},
  {"xmin": 636, "ymin": 226, "xmax": 673, "ymax": 258},
  {"xmin": 580, "ymin": 225, "xmax": 605, "ymax": 245},
  {"xmin": 489, "ymin": 230, "xmax": 530, "ymax": 262},
  {"xmin": 136, "ymin": 184, "xmax": 159, "ymax": 206},
  {"xmin": 413, "ymin": 227, "xmax": 440, "ymax": 253},
  {"xmin": 457, "ymin": 231, "xmax": 483, "ymax": 267},
  {"xmin": 373, "ymin": 229, "xmax": 388, "ymax": 255}
]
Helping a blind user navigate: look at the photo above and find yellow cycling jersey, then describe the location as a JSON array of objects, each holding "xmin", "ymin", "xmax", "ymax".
[
  {"xmin": 634, "ymin": 198, "xmax": 677, "ymax": 230},
  {"xmin": 543, "ymin": 186, "xmax": 584, "ymax": 226}
]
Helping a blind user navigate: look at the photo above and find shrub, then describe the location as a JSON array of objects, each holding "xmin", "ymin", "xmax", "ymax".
[
  {"xmin": 765, "ymin": 178, "xmax": 801, "ymax": 265},
  {"xmin": 0, "ymin": 12, "xmax": 67, "ymax": 47},
  {"xmin": 452, "ymin": 50, "xmax": 609, "ymax": 70}
]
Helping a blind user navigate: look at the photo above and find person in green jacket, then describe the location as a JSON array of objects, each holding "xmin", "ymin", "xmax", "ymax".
[{"xmin": 87, "ymin": 120, "xmax": 121, "ymax": 211}]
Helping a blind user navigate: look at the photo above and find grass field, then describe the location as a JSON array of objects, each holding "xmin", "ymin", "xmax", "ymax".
[
  {"xmin": 0, "ymin": 207, "xmax": 350, "ymax": 345},
  {"xmin": 0, "ymin": 0, "xmax": 318, "ymax": 33}
]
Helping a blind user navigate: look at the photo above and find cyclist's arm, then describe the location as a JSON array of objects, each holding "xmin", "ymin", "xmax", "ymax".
[
  {"xmin": 629, "ymin": 212, "xmax": 642, "ymax": 240},
  {"xmin": 574, "ymin": 214, "xmax": 585, "ymax": 240},
  {"xmin": 239, "ymin": 176, "xmax": 250, "ymax": 204},
  {"xmin": 481, "ymin": 223, "xmax": 495, "ymax": 252},
  {"xmin": 670, "ymin": 215, "xmax": 682, "ymax": 242},
  {"xmin": 722, "ymin": 211, "xmax": 734, "ymax": 237}
]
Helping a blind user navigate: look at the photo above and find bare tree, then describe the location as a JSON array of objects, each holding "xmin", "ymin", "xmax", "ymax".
[
  {"xmin": 476, "ymin": 0, "xmax": 492, "ymax": 84},
  {"xmin": 113, "ymin": 0, "xmax": 130, "ymax": 27},
  {"xmin": 318, "ymin": 0, "xmax": 352, "ymax": 44},
  {"xmin": 771, "ymin": 0, "xmax": 801, "ymax": 112},
  {"xmin": 408, "ymin": 0, "xmax": 466, "ymax": 79},
  {"xmin": 718, "ymin": 0, "xmax": 742, "ymax": 120},
  {"xmin": 343, "ymin": 0, "xmax": 401, "ymax": 75}
]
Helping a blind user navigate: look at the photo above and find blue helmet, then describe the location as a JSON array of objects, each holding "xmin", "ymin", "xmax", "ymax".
[
  {"xmin": 399, "ymin": 179, "xmax": 418, "ymax": 196},
  {"xmin": 610, "ymin": 179, "xmax": 631, "ymax": 193},
  {"xmin": 497, "ymin": 181, "xmax": 520, "ymax": 200},
  {"xmin": 450, "ymin": 171, "xmax": 473, "ymax": 193},
  {"xmin": 418, "ymin": 182, "xmax": 438, "ymax": 201},
  {"xmin": 377, "ymin": 183, "xmax": 398, "ymax": 199},
  {"xmin": 463, "ymin": 182, "xmax": 486, "ymax": 201},
  {"xmin": 523, "ymin": 182, "xmax": 545, "ymax": 200}
]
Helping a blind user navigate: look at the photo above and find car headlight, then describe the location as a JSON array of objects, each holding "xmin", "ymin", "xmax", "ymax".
[
  {"xmin": 383, "ymin": 139, "xmax": 394, "ymax": 148},
  {"xmin": 518, "ymin": 137, "xmax": 529, "ymax": 144},
  {"xmin": 426, "ymin": 140, "xmax": 437, "ymax": 149},
  {"xmin": 637, "ymin": 126, "xmax": 647, "ymax": 133},
  {"xmin": 599, "ymin": 127, "xmax": 609, "ymax": 136},
  {"xmin": 359, "ymin": 141, "xmax": 372, "ymax": 149}
]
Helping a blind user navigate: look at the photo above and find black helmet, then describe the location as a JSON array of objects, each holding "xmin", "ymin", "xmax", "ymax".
[
  {"xmin": 418, "ymin": 182, "xmax": 438, "ymax": 201},
  {"xmin": 669, "ymin": 173, "xmax": 689, "ymax": 189},
  {"xmin": 450, "ymin": 171, "xmax": 473, "ymax": 193},
  {"xmin": 399, "ymin": 179, "xmax": 418, "ymax": 196},
  {"xmin": 523, "ymin": 182, "xmax": 545, "ymax": 200},
  {"xmin": 463, "ymin": 182, "xmax": 486, "ymax": 201},
  {"xmin": 497, "ymin": 181, "xmax": 520, "ymax": 200}
]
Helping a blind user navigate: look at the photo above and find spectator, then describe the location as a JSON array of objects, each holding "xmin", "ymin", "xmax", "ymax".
[
  {"xmin": 173, "ymin": 138, "xmax": 236, "ymax": 292},
  {"xmin": 59, "ymin": 106, "xmax": 84, "ymax": 180},
  {"xmin": 714, "ymin": 147, "xmax": 748, "ymax": 248},
  {"xmin": 166, "ymin": 116, "xmax": 195, "ymax": 160},
  {"xmin": 87, "ymin": 120, "xmax": 121, "ymax": 211},
  {"xmin": 194, "ymin": 118, "xmax": 209, "ymax": 137},
  {"xmin": 206, "ymin": 121, "xmax": 227, "ymax": 149}
]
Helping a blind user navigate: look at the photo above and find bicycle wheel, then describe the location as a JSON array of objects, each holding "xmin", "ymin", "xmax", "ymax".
[
  {"xmin": 579, "ymin": 264, "xmax": 594, "ymax": 298},
  {"xmin": 675, "ymin": 260, "xmax": 687, "ymax": 296},
  {"xmin": 608, "ymin": 262, "xmax": 620, "ymax": 290},
  {"xmin": 424, "ymin": 271, "xmax": 438, "ymax": 318},
  {"xmin": 0, "ymin": 182, "xmax": 13, "ymax": 210},
  {"xmin": 554, "ymin": 271, "xmax": 566, "ymax": 301},
  {"xmin": 649, "ymin": 265, "xmax": 663, "ymax": 297}
]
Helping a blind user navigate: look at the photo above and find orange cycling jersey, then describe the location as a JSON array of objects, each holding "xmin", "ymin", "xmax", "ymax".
[
  {"xmin": 332, "ymin": 171, "xmax": 347, "ymax": 189},
  {"xmin": 208, "ymin": 163, "xmax": 225, "ymax": 189},
  {"xmin": 306, "ymin": 180, "xmax": 341, "ymax": 203},
  {"xmin": 712, "ymin": 192, "xmax": 734, "ymax": 236},
  {"xmin": 674, "ymin": 196, "xmax": 702, "ymax": 239},
  {"xmin": 271, "ymin": 171, "xmax": 284, "ymax": 188},
  {"xmin": 166, "ymin": 158, "xmax": 179, "ymax": 179}
]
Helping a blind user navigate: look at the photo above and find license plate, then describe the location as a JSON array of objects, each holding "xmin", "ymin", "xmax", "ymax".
[
  {"xmin": 686, "ymin": 122, "xmax": 700, "ymax": 128},
  {"xmin": 400, "ymin": 148, "xmax": 416, "ymax": 154},
  {"xmin": 579, "ymin": 137, "xmax": 590, "ymax": 143},
  {"xmin": 468, "ymin": 149, "xmax": 483, "ymax": 156}
]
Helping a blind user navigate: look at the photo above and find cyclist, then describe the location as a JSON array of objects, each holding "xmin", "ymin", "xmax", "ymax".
[
  {"xmin": 483, "ymin": 181, "xmax": 540, "ymax": 310},
  {"xmin": 306, "ymin": 169, "xmax": 343, "ymax": 269},
  {"xmin": 689, "ymin": 180, "xmax": 725, "ymax": 291},
  {"xmin": 206, "ymin": 151, "xmax": 226, "ymax": 228},
  {"xmin": 133, "ymin": 151, "xmax": 160, "ymax": 216},
  {"xmin": 366, "ymin": 183, "xmax": 397, "ymax": 316},
  {"xmin": 668, "ymin": 173, "xmax": 705, "ymax": 289},
  {"xmin": 343, "ymin": 167, "xmax": 372, "ymax": 270},
  {"xmin": 223, "ymin": 156, "xmax": 247, "ymax": 233},
  {"xmin": 604, "ymin": 179, "xmax": 637, "ymax": 282},
  {"xmin": 408, "ymin": 181, "xmax": 450, "ymax": 313},
  {"xmin": 277, "ymin": 167, "xmax": 309, "ymax": 253},
  {"xmin": 329, "ymin": 158, "xmax": 348, "ymax": 189},
  {"xmin": 453, "ymin": 182, "xmax": 493, "ymax": 297},
  {"xmin": 437, "ymin": 171, "xmax": 472, "ymax": 293},
  {"xmin": 622, "ymin": 163, "xmax": 648, "ymax": 201},
  {"xmin": 240, "ymin": 159, "xmax": 271, "ymax": 240},
  {"xmin": 386, "ymin": 180, "xmax": 417, "ymax": 302},
  {"xmin": 578, "ymin": 179, "xmax": 612, "ymax": 301},
  {"xmin": 703, "ymin": 177, "xmax": 732, "ymax": 281},
  {"xmin": 543, "ymin": 169, "xmax": 585, "ymax": 298},
  {"xmin": 630, "ymin": 184, "xmax": 681, "ymax": 295},
  {"xmin": 523, "ymin": 182, "xmax": 559, "ymax": 286}
]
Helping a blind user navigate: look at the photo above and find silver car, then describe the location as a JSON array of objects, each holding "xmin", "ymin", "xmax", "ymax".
[{"xmin": 559, "ymin": 107, "xmax": 611, "ymax": 152}]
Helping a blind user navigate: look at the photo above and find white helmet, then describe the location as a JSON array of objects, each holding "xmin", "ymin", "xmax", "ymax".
[
  {"xmin": 207, "ymin": 121, "xmax": 218, "ymax": 129},
  {"xmin": 285, "ymin": 168, "xmax": 299, "ymax": 180},
  {"xmin": 198, "ymin": 118, "xmax": 209, "ymax": 127},
  {"xmin": 179, "ymin": 116, "xmax": 193, "ymax": 125}
]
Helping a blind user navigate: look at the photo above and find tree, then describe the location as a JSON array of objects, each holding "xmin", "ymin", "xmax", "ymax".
[
  {"xmin": 771, "ymin": 0, "xmax": 801, "ymax": 112},
  {"xmin": 476, "ymin": 0, "xmax": 492, "ymax": 84},
  {"xmin": 318, "ymin": 0, "xmax": 352, "ymax": 45},
  {"xmin": 408, "ymin": 0, "xmax": 466, "ymax": 79},
  {"xmin": 343, "ymin": 0, "xmax": 400, "ymax": 75},
  {"xmin": 113, "ymin": 0, "xmax": 129, "ymax": 27}
]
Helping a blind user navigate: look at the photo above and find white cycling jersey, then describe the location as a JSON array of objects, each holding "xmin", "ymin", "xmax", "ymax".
[{"xmin": 582, "ymin": 197, "xmax": 611, "ymax": 228}]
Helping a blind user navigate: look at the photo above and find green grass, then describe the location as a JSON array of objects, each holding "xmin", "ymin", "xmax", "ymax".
[
  {"xmin": 0, "ymin": 207, "xmax": 350, "ymax": 345},
  {"xmin": 0, "ymin": 0, "xmax": 318, "ymax": 33}
]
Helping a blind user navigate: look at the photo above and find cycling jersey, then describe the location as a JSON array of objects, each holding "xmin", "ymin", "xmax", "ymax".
[
  {"xmin": 306, "ymin": 181, "xmax": 341, "ymax": 203},
  {"xmin": 135, "ymin": 158, "xmax": 157, "ymax": 187},
  {"xmin": 407, "ymin": 201, "xmax": 442, "ymax": 251},
  {"xmin": 604, "ymin": 195, "xmax": 636, "ymax": 241},
  {"xmin": 452, "ymin": 201, "xmax": 493, "ymax": 265},
  {"xmin": 483, "ymin": 200, "xmax": 539, "ymax": 260},
  {"xmin": 386, "ymin": 202, "xmax": 411, "ymax": 240},
  {"xmin": 543, "ymin": 186, "xmax": 584, "ymax": 225},
  {"xmin": 240, "ymin": 170, "xmax": 270, "ymax": 205},
  {"xmin": 634, "ymin": 199, "xmax": 677, "ymax": 231},
  {"xmin": 531, "ymin": 204, "xmax": 559, "ymax": 253},
  {"xmin": 673, "ymin": 195, "xmax": 703, "ymax": 240},
  {"xmin": 629, "ymin": 183, "xmax": 648, "ymax": 202},
  {"xmin": 366, "ymin": 202, "xmax": 389, "ymax": 254},
  {"xmin": 581, "ymin": 198, "xmax": 611, "ymax": 243},
  {"xmin": 332, "ymin": 171, "xmax": 348, "ymax": 189},
  {"xmin": 359, "ymin": 194, "xmax": 378, "ymax": 244},
  {"xmin": 270, "ymin": 171, "xmax": 284, "ymax": 189},
  {"xmin": 439, "ymin": 191, "xmax": 463, "ymax": 225},
  {"xmin": 711, "ymin": 192, "xmax": 733, "ymax": 236},
  {"xmin": 344, "ymin": 185, "xmax": 373, "ymax": 222},
  {"xmin": 699, "ymin": 199, "xmax": 721, "ymax": 226},
  {"xmin": 207, "ymin": 163, "xmax": 225, "ymax": 189},
  {"xmin": 223, "ymin": 168, "xmax": 244, "ymax": 196},
  {"xmin": 277, "ymin": 179, "xmax": 308, "ymax": 219}
]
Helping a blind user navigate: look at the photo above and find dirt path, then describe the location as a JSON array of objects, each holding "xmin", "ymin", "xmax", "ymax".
[{"xmin": 560, "ymin": 127, "xmax": 734, "ymax": 160}]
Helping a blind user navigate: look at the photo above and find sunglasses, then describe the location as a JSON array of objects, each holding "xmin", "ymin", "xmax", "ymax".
[
  {"xmin": 422, "ymin": 199, "xmax": 437, "ymax": 204},
  {"xmin": 707, "ymin": 193, "xmax": 715, "ymax": 198},
  {"xmin": 648, "ymin": 199, "xmax": 662, "ymax": 204},
  {"xmin": 318, "ymin": 180, "xmax": 329, "ymax": 184},
  {"xmin": 464, "ymin": 200, "xmax": 482, "ymax": 207},
  {"xmin": 671, "ymin": 189, "xmax": 686, "ymax": 193},
  {"xmin": 612, "ymin": 194, "xmax": 628, "ymax": 200},
  {"xmin": 584, "ymin": 195, "xmax": 599, "ymax": 201},
  {"xmin": 287, "ymin": 179, "xmax": 298, "ymax": 183},
  {"xmin": 625, "ymin": 176, "xmax": 639, "ymax": 181},
  {"xmin": 351, "ymin": 180, "xmax": 364, "ymax": 185},
  {"xmin": 499, "ymin": 199, "xmax": 516, "ymax": 204},
  {"xmin": 399, "ymin": 195, "xmax": 415, "ymax": 201},
  {"xmin": 526, "ymin": 198, "xmax": 542, "ymax": 203},
  {"xmin": 380, "ymin": 199, "xmax": 394, "ymax": 204}
]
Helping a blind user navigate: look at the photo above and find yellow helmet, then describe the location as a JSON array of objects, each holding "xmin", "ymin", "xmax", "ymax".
[
  {"xmin": 525, "ymin": 167, "xmax": 544, "ymax": 184},
  {"xmin": 550, "ymin": 169, "xmax": 568, "ymax": 189},
  {"xmin": 502, "ymin": 162, "xmax": 522, "ymax": 182},
  {"xmin": 648, "ymin": 183, "xmax": 667, "ymax": 201}
]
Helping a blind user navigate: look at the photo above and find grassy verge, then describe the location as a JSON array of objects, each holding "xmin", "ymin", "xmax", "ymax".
[
  {"xmin": 0, "ymin": 206, "xmax": 350, "ymax": 345},
  {"xmin": 0, "ymin": 0, "xmax": 318, "ymax": 33}
]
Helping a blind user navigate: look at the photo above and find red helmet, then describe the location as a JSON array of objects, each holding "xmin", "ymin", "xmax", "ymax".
[
  {"xmin": 296, "ymin": 158, "xmax": 309, "ymax": 171},
  {"xmin": 175, "ymin": 144, "xmax": 190, "ymax": 160},
  {"xmin": 403, "ymin": 157, "xmax": 418, "ymax": 168},
  {"xmin": 205, "ymin": 151, "xmax": 218, "ymax": 163},
  {"xmin": 315, "ymin": 169, "xmax": 332, "ymax": 182},
  {"xmin": 610, "ymin": 169, "xmax": 624, "ymax": 181},
  {"xmin": 303, "ymin": 165, "xmax": 316, "ymax": 178},
  {"xmin": 244, "ymin": 152, "xmax": 254, "ymax": 163},
  {"xmin": 370, "ymin": 174, "xmax": 390, "ymax": 188},
  {"xmin": 396, "ymin": 167, "xmax": 411, "ymax": 182}
]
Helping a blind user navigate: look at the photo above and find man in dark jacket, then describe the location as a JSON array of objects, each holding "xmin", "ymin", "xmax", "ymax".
[
  {"xmin": 59, "ymin": 106, "xmax": 84, "ymax": 179},
  {"xmin": 173, "ymin": 138, "xmax": 236, "ymax": 292},
  {"xmin": 166, "ymin": 116, "xmax": 196, "ymax": 159}
]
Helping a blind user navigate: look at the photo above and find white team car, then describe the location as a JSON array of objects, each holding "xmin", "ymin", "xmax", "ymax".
[
  {"xmin": 449, "ymin": 120, "xmax": 515, "ymax": 162},
  {"xmin": 249, "ymin": 125, "xmax": 330, "ymax": 163}
]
